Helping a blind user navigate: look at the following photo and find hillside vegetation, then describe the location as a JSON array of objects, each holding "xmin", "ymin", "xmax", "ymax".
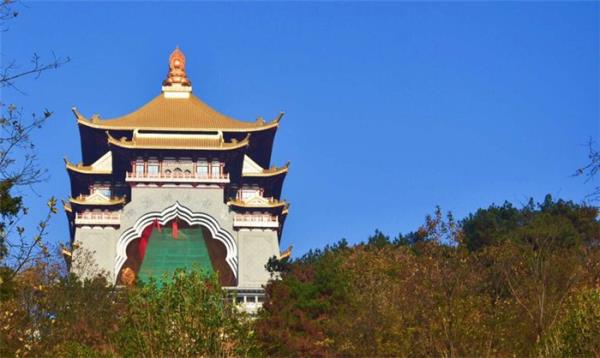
[{"xmin": 1, "ymin": 195, "xmax": 599, "ymax": 357}]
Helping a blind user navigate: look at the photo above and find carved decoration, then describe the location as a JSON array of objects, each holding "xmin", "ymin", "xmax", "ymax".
[{"xmin": 162, "ymin": 47, "xmax": 192, "ymax": 87}]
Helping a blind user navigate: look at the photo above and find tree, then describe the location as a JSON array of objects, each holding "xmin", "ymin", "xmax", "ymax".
[
  {"xmin": 0, "ymin": 0, "xmax": 69, "ymax": 274},
  {"xmin": 484, "ymin": 217, "xmax": 586, "ymax": 350},
  {"xmin": 461, "ymin": 195, "xmax": 600, "ymax": 251},
  {"xmin": 541, "ymin": 288, "xmax": 600, "ymax": 356},
  {"xmin": 576, "ymin": 139, "xmax": 600, "ymax": 201},
  {"xmin": 0, "ymin": 259, "xmax": 125, "ymax": 357},
  {"xmin": 257, "ymin": 243, "xmax": 351, "ymax": 357},
  {"xmin": 117, "ymin": 269, "xmax": 260, "ymax": 357},
  {"xmin": 255, "ymin": 200, "xmax": 600, "ymax": 356}
]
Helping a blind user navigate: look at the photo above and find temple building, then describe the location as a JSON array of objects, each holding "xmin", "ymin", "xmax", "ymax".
[{"xmin": 63, "ymin": 48, "xmax": 290, "ymax": 307}]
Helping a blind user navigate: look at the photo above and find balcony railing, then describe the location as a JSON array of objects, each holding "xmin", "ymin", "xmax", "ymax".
[
  {"xmin": 233, "ymin": 214, "xmax": 279, "ymax": 228},
  {"xmin": 223, "ymin": 288, "xmax": 266, "ymax": 314},
  {"xmin": 75, "ymin": 211, "xmax": 121, "ymax": 226},
  {"xmin": 125, "ymin": 171, "xmax": 230, "ymax": 184}
]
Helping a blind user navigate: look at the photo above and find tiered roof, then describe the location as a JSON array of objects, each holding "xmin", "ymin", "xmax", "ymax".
[
  {"xmin": 241, "ymin": 155, "xmax": 289, "ymax": 177},
  {"xmin": 74, "ymin": 48, "xmax": 283, "ymax": 168},
  {"xmin": 107, "ymin": 131, "xmax": 250, "ymax": 151},
  {"xmin": 227, "ymin": 197, "xmax": 289, "ymax": 209},
  {"xmin": 73, "ymin": 96, "xmax": 283, "ymax": 132},
  {"xmin": 65, "ymin": 151, "xmax": 113, "ymax": 175},
  {"xmin": 69, "ymin": 191, "xmax": 125, "ymax": 206},
  {"xmin": 65, "ymin": 47, "xmax": 290, "ymax": 241}
]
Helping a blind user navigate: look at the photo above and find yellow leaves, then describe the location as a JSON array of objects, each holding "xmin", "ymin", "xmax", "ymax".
[{"xmin": 47, "ymin": 197, "xmax": 57, "ymax": 214}]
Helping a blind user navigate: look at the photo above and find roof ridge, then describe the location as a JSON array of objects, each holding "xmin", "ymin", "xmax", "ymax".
[{"xmin": 74, "ymin": 93, "xmax": 281, "ymax": 133}]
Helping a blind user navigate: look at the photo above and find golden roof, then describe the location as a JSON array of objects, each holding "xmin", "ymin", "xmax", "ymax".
[
  {"xmin": 73, "ymin": 95, "xmax": 283, "ymax": 132},
  {"xmin": 107, "ymin": 131, "xmax": 250, "ymax": 150},
  {"xmin": 69, "ymin": 194, "xmax": 125, "ymax": 206},
  {"xmin": 62, "ymin": 200, "xmax": 72, "ymax": 213},
  {"xmin": 279, "ymin": 245, "xmax": 293, "ymax": 260},
  {"xmin": 64, "ymin": 158, "xmax": 112, "ymax": 175},
  {"xmin": 227, "ymin": 197, "xmax": 289, "ymax": 209},
  {"xmin": 243, "ymin": 161, "xmax": 290, "ymax": 178}
]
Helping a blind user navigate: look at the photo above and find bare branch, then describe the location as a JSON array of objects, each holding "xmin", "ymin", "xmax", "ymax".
[{"xmin": 574, "ymin": 138, "xmax": 600, "ymax": 201}]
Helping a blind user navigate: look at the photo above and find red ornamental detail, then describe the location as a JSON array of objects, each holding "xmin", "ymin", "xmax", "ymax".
[
  {"xmin": 154, "ymin": 218, "xmax": 162, "ymax": 233},
  {"xmin": 172, "ymin": 220, "xmax": 179, "ymax": 240},
  {"xmin": 138, "ymin": 224, "xmax": 153, "ymax": 260}
]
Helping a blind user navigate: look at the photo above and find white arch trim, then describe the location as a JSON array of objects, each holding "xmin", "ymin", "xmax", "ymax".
[{"xmin": 115, "ymin": 201, "xmax": 237, "ymax": 280}]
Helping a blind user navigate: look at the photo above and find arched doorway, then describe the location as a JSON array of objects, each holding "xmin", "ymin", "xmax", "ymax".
[{"xmin": 115, "ymin": 202, "xmax": 238, "ymax": 286}]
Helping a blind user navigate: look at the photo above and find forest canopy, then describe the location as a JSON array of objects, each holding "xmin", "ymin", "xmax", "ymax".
[{"xmin": 1, "ymin": 195, "xmax": 599, "ymax": 357}]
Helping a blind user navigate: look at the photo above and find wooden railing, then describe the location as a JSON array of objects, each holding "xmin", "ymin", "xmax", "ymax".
[
  {"xmin": 125, "ymin": 171, "xmax": 230, "ymax": 183},
  {"xmin": 233, "ymin": 214, "xmax": 279, "ymax": 228},
  {"xmin": 75, "ymin": 211, "xmax": 120, "ymax": 226}
]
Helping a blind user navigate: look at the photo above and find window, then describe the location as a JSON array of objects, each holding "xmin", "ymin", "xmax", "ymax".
[
  {"xmin": 211, "ymin": 161, "xmax": 221, "ymax": 178},
  {"xmin": 240, "ymin": 189, "xmax": 260, "ymax": 201},
  {"xmin": 135, "ymin": 162, "xmax": 144, "ymax": 176},
  {"xmin": 196, "ymin": 162, "xmax": 208, "ymax": 177},
  {"xmin": 148, "ymin": 163, "xmax": 159, "ymax": 176},
  {"xmin": 93, "ymin": 186, "xmax": 111, "ymax": 197}
]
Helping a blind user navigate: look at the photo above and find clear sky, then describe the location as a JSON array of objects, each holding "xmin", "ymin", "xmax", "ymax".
[{"xmin": 2, "ymin": 2, "xmax": 599, "ymax": 256}]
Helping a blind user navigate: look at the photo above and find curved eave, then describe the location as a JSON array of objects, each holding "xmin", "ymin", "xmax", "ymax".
[
  {"xmin": 64, "ymin": 158, "xmax": 112, "ymax": 175},
  {"xmin": 106, "ymin": 132, "xmax": 251, "ymax": 151},
  {"xmin": 243, "ymin": 162, "xmax": 290, "ymax": 178},
  {"xmin": 227, "ymin": 199, "xmax": 289, "ymax": 209},
  {"xmin": 62, "ymin": 200, "xmax": 73, "ymax": 213},
  {"xmin": 69, "ymin": 196, "xmax": 126, "ymax": 206},
  {"xmin": 73, "ymin": 106, "xmax": 283, "ymax": 133}
]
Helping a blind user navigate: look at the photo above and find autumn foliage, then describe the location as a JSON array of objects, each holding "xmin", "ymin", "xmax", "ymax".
[
  {"xmin": 256, "ymin": 196, "xmax": 600, "ymax": 357},
  {"xmin": 1, "ymin": 195, "xmax": 600, "ymax": 357}
]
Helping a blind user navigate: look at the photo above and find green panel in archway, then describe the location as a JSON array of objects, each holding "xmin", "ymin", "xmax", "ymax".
[{"xmin": 137, "ymin": 227, "xmax": 214, "ymax": 283}]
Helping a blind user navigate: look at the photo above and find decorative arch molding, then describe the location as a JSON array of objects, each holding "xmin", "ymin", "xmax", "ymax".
[{"xmin": 115, "ymin": 201, "xmax": 237, "ymax": 281}]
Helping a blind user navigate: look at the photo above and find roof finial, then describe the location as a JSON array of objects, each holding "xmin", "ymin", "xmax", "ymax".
[
  {"xmin": 163, "ymin": 47, "xmax": 191, "ymax": 87},
  {"xmin": 162, "ymin": 47, "xmax": 192, "ymax": 98}
]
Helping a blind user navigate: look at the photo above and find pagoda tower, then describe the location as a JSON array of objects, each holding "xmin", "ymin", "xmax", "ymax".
[{"xmin": 63, "ymin": 48, "xmax": 289, "ymax": 306}]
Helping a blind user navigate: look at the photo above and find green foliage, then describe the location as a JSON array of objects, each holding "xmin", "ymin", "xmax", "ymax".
[
  {"xmin": 0, "ymin": 180, "xmax": 22, "ymax": 259},
  {"xmin": 0, "ymin": 266, "xmax": 17, "ymax": 300},
  {"xmin": 49, "ymin": 341, "xmax": 114, "ymax": 358},
  {"xmin": 117, "ymin": 269, "xmax": 260, "ymax": 357},
  {"xmin": 256, "ymin": 247, "xmax": 351, "ymax": 356},
  {"xmin": 461, "ymin": 200, "xmax": 523, "ymax": 251},
  {"xmin": 542, "ymin": 288, "xmax": 600, "ymax": 356},
  {"xmin": 0, "ymin": 180, "xmax": 22, "ymax": 219},
  {"xmin": 0, "ymin": 264, "xmax": 123, "ymax": 357},
  {"xmin": 366, "ymin": 229, "xmax": 390, "ymax": 248},
  {"xmin": 1, "ymin": 195, "xmax": 599, "ymax": 357},
  {"xmin": 265, "ymin": 255, "xmax": 290, "ymax": 275},
  {"xmin": 256, "ymin": 196, "xmax": 600, "ymax": 357},
  {"xmin": 1, "ymin": 266, "xmax": 259, "ymax": 357},
  {"xmin": 462, "ymin": 194, "xmax": 600, "ymax": 251}
]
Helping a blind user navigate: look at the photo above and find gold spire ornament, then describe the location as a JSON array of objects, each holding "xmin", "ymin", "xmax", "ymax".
[{"xmin": 163, "ymin": 47, "xmax": 191, "ymax": 87}]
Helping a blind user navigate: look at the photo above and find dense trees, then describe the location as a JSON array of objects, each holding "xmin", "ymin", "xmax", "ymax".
[
  {"xmin": 257, "ymin": 196, "xmax": 600, "ymax": 357},
  {"xmin": 0, "ymin": 195, "xmax": 598, "ymax": 356},
  {"xmin": 0, "ymin": 268, "xmax": 258, "ymax": 357},
  {"xmin": 461, "ymin": 195, "xmax": 600, "ymax": 250},
  {"xmin": 117, "ymin": 270, "xmax": 259, "ymax": 357}
]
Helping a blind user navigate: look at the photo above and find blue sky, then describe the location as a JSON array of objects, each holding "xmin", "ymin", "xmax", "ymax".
[{"xmin": 2, "ymin": 2, "xmax": 599, "ymax": 256}]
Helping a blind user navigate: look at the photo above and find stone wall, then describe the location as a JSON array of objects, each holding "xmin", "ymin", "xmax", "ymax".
[{"xmin": 72, "ymin": 185, "xmax": 279, "ymax": 288}]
